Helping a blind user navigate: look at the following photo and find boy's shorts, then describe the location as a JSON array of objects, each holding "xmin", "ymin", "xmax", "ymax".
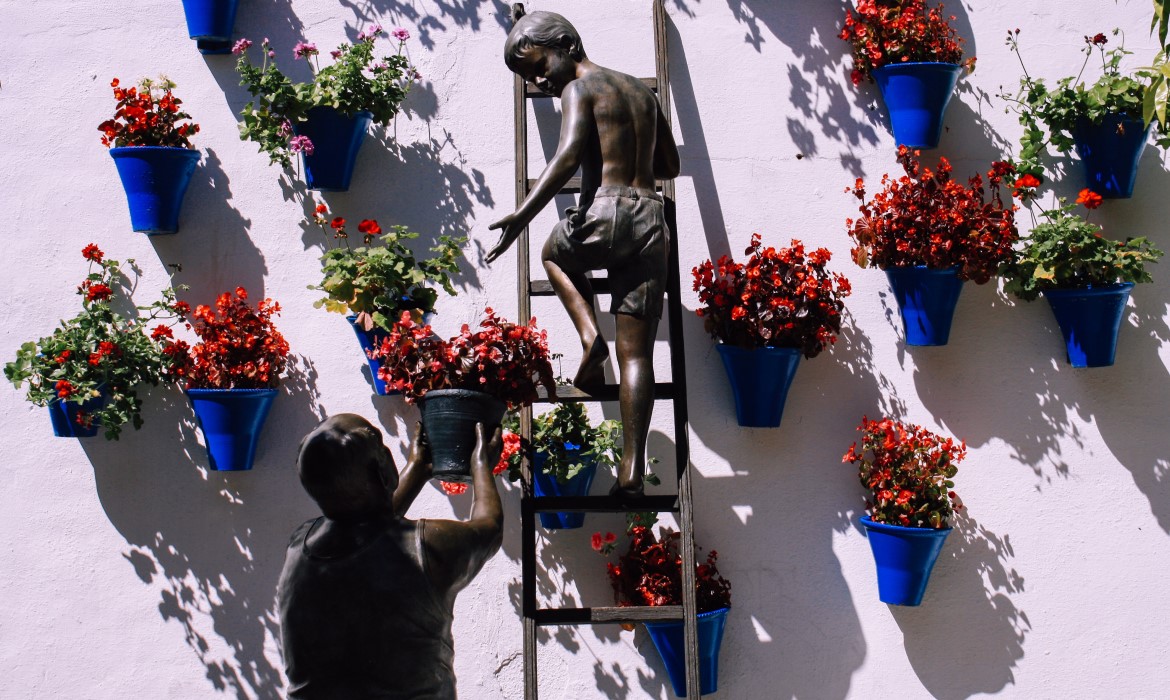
[{"xmin": 545, "ymin": 186, "xmax": 669, "ymax": 319}]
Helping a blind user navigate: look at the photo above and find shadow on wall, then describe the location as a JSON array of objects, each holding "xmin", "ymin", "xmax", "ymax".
[
  {"xmin": 337, "ymin": 0, "xmax": 512, "ymax": 50},
  {"xmin": 889, "ymin": 513, "xmax": 1030, "ymax": 699},
  {"xmin": 82, "ymin": 358, "xmax": 325, "ymax": 699}
]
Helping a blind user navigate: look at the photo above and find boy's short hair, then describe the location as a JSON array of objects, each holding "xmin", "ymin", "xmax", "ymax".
[
  {"xmin": 504, "ymin": 10, "xmax": 586, "ymax": 69},
  {"xmin": 297, "ymin": 415, "xmax": 394, "ymax": 518}
]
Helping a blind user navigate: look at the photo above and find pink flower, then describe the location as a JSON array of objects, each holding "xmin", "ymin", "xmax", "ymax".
[
  {"xmin": 267, "ymin": 50, "xmax": 276, "ymax": 58},
  {"xmin": 330, "ymin": 50, "xmax": 342, "ymax": 60},
  {"xmin": 293, "ymin": 41, "xmax": 318, "ymax": 59},
  {"xmin": 232, "ymin": 38, "xmax": 252, "ymax": 55},
  {"xmin": 289, "ymin": 135, "xmax": 314, "ymax": 155},
  {"xmin": 277, "ymin": 120, "xmax": 292, "ymax": 138},
  {"xmin": 392, "ymin": 27, "xmax": 410, "ymax": 42}
]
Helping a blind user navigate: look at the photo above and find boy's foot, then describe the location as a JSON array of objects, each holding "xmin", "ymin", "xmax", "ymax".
[
  {"xmin": 573, "ymin": 336, "xmax": 609, "ymax": 389},
  {"xmin": 609, "ymin": 482, "xmax": 645, "ymax": 503}
]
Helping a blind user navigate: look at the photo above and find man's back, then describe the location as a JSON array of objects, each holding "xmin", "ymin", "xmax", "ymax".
[{"xmin": 576, "ymin": 66, "xmax": 661, "ymax": 191}]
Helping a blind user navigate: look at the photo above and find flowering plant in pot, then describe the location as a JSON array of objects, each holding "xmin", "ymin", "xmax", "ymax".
[
  {"xmin": 5, "ymin": 245, "xmax": 185, "ymax": 439},
  {"xmin": 99, "ymin": 77, "xmax": 201, "ymax": 234},
  {"xmin": 839, "ymin": 0, "xmax": 975, "ymax": 147},
  {"xmin": 373, "ymin": 308, "xmax": 556, "ymax": 482},
  {"xmin": 693, "ymin": 233, "xmax": 851, "ymax": 428},
  {"xmin": 159, "ymin": 287, "xmax": 290, "ymax": 471},
  {"xmin": 1001, "ymin": 194, "xmax": 1163, "ymax": 367},
  {"xmin": 235, "ymin": 27, "xmax": 418, "ymax": 191},
  {"xmin": 847, "ymin": 146, "xmax": 1019, "ymax": 345},
  {"xmin": 842, "ymin": 416, "xmax": 964, "ymax": 605},
  {"xmin": 1002, "ymin": 29, "xmax": 1169, "ymax": 198},
  {"xmin": 308, "ymin": 204, "xmax": 464, "ymax": 394},
  {"xmin": 601, "ymin": 525, "xmax": 732, "ymax": 696}
]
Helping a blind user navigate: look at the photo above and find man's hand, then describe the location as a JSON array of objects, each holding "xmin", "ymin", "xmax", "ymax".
[
  {"xmin": 406, "ymin": 423, "xmax": 433, "ymax": 478},
  {"xmin": 470, "ymin": 423, "xmax": 504, "ymax": 476},
  {"xmin": 486, "ymin": 214, "xmax": 524, "ymax": 264}
]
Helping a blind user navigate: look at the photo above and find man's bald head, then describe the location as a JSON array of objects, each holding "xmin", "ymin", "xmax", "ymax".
[{"xmin": 297, "ymin": 414, "xmax": 397, "ymax": 520}]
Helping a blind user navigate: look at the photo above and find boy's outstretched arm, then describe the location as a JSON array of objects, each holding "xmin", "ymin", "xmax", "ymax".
[{"xmin": 392, "ymin": 424, "xmax": 432, "ymax": 518}]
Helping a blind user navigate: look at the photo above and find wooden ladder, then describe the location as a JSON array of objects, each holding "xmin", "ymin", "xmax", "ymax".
[{"xmin": 510, "ymin": 1, "xmax": 701, "ymax": 697}]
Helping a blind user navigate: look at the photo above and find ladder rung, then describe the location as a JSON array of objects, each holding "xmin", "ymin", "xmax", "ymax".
[
  {"xmin": 536, "ymin": 383, "xmax": 675, "ymax": 403},
  {"xmin": 533, "ymin": 605, "xmax": 683, "ymax": 626},
  {"xmin": 526, "ymin": 78, "xmax": 657, "ymax": 99},
  {"xmin": 526, "ymin": 494, "xmax": 679, "ymax": 513}
]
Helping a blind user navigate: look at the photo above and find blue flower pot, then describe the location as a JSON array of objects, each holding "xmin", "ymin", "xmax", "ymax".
[
  {"xmin": 293, "ymin": 107, "xmax": 373, "ymax": 192},
  {"xmin": 885, "ymin": 266, "xmax": 965, "ymax": 346},
  {"xmin": 532, "ymin": 450, "xmax": 597, "ymax": 529},
  {"xmin": 873, "ymin": 62, "xmax": 962, "ymax": 149},
  {"xmin": 1043, "ymin": 283, "xmax": 1134, "ymax": 368},
  {"xmin": 644, "ymin": 607, "xmax": 729, "ymax": 697},
  {"xmin": 714, "ymin": 345, "xmax": 801, "ymax": 428},
  {"xmin": 1073, "ymin": 115, "xmax": 1150, "ymax": 199},
  {"xmin": 181, "ymin": 0, "xmax": 240, "ymax": 54},
  {"xmin": 347, "ymin": 316, "xmax": 393, "ymax": 395},
  {"xmin": 419, "ymin": 389, "xmax": 507, "ymax": 483},
  {"xmin": 186, "ymin": 388, "xmax": 278, "ymax": 471},
  {"xmin": 860, "ymin": 516, "xmax": 951, "ymax": 606},
  {"xmin": 109, "ymin": 146, "xmax": 200, "ymax": 234},
  {"xmin": 49, "ymin": 389, "xmax": 107, "ymax": 438}
]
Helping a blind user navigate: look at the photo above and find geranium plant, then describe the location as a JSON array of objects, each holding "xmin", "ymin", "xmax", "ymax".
[
  {"xmin": 693, "ymin": 234, "xmax": 851, "ymax": 357},
  {"xmin": 1001, "ymin": 194, "xmax": 1163, "ymax": 301},
  {"xmin": 309, "ymin": 204, "xmax": 464, "ymax": 332},
  {"xmin": 4, "ymin": 245, "xmax": 186, "ymax": 439},
  {"xmin": 603, "ymin": 526, "xmax": 731, "ymax": 613},
  {"xmin": 161, "ymin": 287, "xmax": 290, "ymax": 389},
  {"xmin": 842, "ymin": 416, "xmax": 964, "ymax": 529},
  {"xmin": 847, "ymin": 146, "xmax": 1019, "ymax": 283},
  {"xmin": 234, "ymin": 27, "xmax": 417, "ymax": 168},
  {"xmin": 1002, "ymin": 29, "xmax": 1170, "ymax": 182},
  {"xmin": 373, "ymin": 308, "xmax": 556, "ymax": 406},
  {"xmin": 839, "ymin": 0, "xmax": 974, "ymax": 86},
  {"xmin": 98, "ymin": 77, "xmax": 200, "ymax": 149}
]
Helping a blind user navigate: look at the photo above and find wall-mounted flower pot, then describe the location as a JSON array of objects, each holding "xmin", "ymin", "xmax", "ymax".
[
  {"xmin": 293, "ymin": 107, "xmax": 373, "ymax": 192},
  {"xmin": 714, "ymin": 344, "xmax": 801, "ymax": 428},
  {"xmin": 181, "ymin": 0, "xmax": 241, "ymax": 54},
  {"xmin": 532, "ymin": 450, "xmax": 597, "ymax": 529},
  {"xmin": 644, "ymin": 607, "xmax": 729, "ymax": 697},
  {"xmin": 419, "ymin": 389, "xmax": 506, "ymax": 483},
  {"xmin": 873, "ymin": 62, "xmax": 962, "ymax": 149},
  {"xmin": 860, "ymin": 515, "xmax": 951, "ymax": 606},
  {"xmin": 186, "ymin": 388, "xmax": 278, "ymax": 471},
  {"xmin": 885, "ymin": 266, "xmax": 965, "ymax": 346},
  {"xmin": 48, "ymin": 389, "xmax": 107, "ymax": 438},
  {"xmin": 1073, "ymin": 115, "xmax": 1150, "ymax": 199},
  {"xmin": 1043, "ymin": 283, "xmax": 1134, "ymax": 368},
  {"xmin": 347, "ymin": 316, "xmax": 393, "ymax": 395},
  {"xmin": 109, "ymin": 146, "xmax": 200, "ymax": 234}
]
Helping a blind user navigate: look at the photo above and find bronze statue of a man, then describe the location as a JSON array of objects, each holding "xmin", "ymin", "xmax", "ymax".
[
  {"xmin": 488, "ymin": 7, "xmax": 680, "ymax": 498},
  {"xmin": 277, "ymin": 415, "xmax": 503, "ymax": 699}
]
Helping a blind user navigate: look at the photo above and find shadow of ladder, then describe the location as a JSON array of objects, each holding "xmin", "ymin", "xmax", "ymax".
[{"xmin": 510, "ymin": 1, "xmax": 702, "ymax": 697}]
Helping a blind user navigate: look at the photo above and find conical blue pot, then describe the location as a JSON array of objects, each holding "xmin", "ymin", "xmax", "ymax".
[
  {"xmin": 861, "ymin": 516, "xmax": 951, "ymax": 606},
  {"xmin": 109, "ymin": 147, "xmax": 200, "ymax": 234},
  {"xmin": 873, "ymin": 62, "xmax": 962, "ymax": 149},
  {"xmin": 347, "ymin": 316, "xmax": 393, "ymax": 395},
  {"xmin": 1073, "ymin": 115, "xmax": 1150, "ymax": 199},
  {"xmin": 49, "ymin": 389, "xmax": 107, "ymax": 438},
  {"xmin": 293, "ymin": 107, "xmax": 373, "ymax": 192},
  {"xmin": 1043, "ymin": 283, "xmax": 1134, "ymax": 368},
  {"xmin": 532, "ymin": 450, "xmax": 597, "ymax": 529},
  {"xmin": 644, "ymin": 607, "xmax": 729, "ymax": 697},
  {"xmin": 181, "ymin": 0, "xmax": 240, "ymax": 41},
  {"xmin": 885, "ymin": 266, "xmax": 965, "ymax": 346},
  {"xmin": 419, "ymin": 389, "xmax": 507, "ymax": 483},
  {"xmin": 186, "ymin": 388, "xmax": 278, "ymax": 471},
  {"xmin": 714, "ymin": 344, "xmax": 801, "ymax": 428}
]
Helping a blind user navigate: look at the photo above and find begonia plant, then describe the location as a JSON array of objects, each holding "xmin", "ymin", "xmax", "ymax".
[
  {"xmin": 98, "ymin": 77, "xmax": 200, "ymax": 149},
  {"xmin": 839, "ymin": 0, "xmax": 974, "ymax": 86},
  {"xmin": 602, "ymin": 526, "xmax": 732, "ymax": 613}
]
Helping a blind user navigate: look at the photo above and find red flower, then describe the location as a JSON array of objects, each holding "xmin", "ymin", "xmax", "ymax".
[
  {"xmin": 1077, "ymin": 188, "xmax": 1103, "ymax": 210},
  {"xmin": 440, "ymin": 481, "xmax": 468, "ymax": 495},
  {"xmin": 330, "ymin": 217, "xmax": 346, "ymax": 230},
  {"xmin": 591, "ymin": 532, "xmax": 604, "ymax": 551},
  {"xmin": 55, "ymin": 380, "xmax": 74, "ymax": 398},
  {"xmin": 55, "ymin": 350, "xmax": 72, "ymax": 364},
  {"xmin": 81, "ymin": 244, "xmax": 104, "ymax": 262},
  {"xmin": 151, "ymin": 325, "xmax": 173, "ymax": 341},
  {"xmin": 315, "ymin": 203, "xmax": 328, "ymax": 214},
  {"xmin": 86, "ymin": 284, "xmax": 113, "ymax": 302},
  {"xmin": 1013, "ymin": 174, "xmax": 1040, "ymax": 189},
  {"xmin": 357, "ymin": 219, "xmax": 382, "ymax": 237}
]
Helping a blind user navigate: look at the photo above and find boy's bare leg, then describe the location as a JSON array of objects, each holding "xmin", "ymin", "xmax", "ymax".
[
  {"xmin": 542, "ymin": 238, "xmax": 609, "ymax": 388},
  {"xmin": 611, "ymin": 313, "xmax": 658, "ymax": 498}
]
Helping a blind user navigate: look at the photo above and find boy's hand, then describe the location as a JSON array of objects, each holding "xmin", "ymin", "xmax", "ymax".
[
  {"xmin": 470, "ymin": 423, "xmax": 504, "ymax": 475},
  {"xmin": 486, "ymin": 214, "xmax": 524, "ymax": 264},
  {"xmin": 407, "ymin": 422, "xmax": 433, "ymax": 478}
]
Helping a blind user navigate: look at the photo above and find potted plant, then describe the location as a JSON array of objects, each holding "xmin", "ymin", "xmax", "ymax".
[
  {"xmin": 1002, "ymin": 29, "xmax": 1170, "ymax": 198},
  {"xmin": 308, "ymin": 204, "xmax": 464, "ymax": 395},
  {"xmin": 99, "ymin": 77, "xmax": 201, "ymax": 234},
  {"xmin": 847, "ymin": 147, "xmax": 1019, "ymax": 345},
  {"xmin": 234, "ymin": 27, "xmax": 418, "ymax": 191},
  {"xmin": 1001, "ymin": 194, "xmax": 1163, "ymax": 367},
  {"xmin": 5, "ymin": 245, "xmax": 184, "ymax": 439},
  {"xmin": 600, "ymin": 525, "xmax": 732, "ymax": 697},
  {"xmin": 373, "ymin": 308, "xmax": 557, "ymax": 483},
  {"xmin": 180, "ymin": 0, "xmax": 242, "ymax": 54},
  {"xmin": 840, "ymin": 0, "xmax": 975, "ymax": 148},
  {"xmin": 159, "ymin": 287, "xmax": 290, "ymax": 471},
  {"xmin": 842, "ymin": 416, "xmax": 964, "ymax": 606},
  {"xmin": 693, "ymin": 234, "xmax": 851, "ymax": 428}
]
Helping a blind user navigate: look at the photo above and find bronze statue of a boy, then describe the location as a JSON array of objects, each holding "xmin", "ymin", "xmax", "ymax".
[
  {"xmin": 488, "ymin": 7, "xmax": 680, "ymax": 498},
  {"xmin": 278, "ymin": 415, "xmax": 503, "ymax": 699}
]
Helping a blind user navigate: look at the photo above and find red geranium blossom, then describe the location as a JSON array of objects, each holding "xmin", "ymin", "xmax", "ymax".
[
  {"xmin": 605, "ymin": 527, "xmax": 731, "ymax": 613},
  {"xmin": 98, "ymin": 77, "xmax": 199, "ymax": 148},
  {"xmin": 1076, "ymin": 188, "xmax": 1104, "ymax": 210},
  {"xmin": 86, "ymin": 284, "xmax": 113, "ymax": 303},
  {"xmin": 82, "ymin": 244, "xmax": 104, "ymax": 262},
  {"xmin": 840, "ymin": 0, "xmax": 973, "ymax": 85}
]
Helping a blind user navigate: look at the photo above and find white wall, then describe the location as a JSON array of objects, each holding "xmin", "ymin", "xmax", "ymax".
[{"xmin": 2, "ymin": 0, "xmax": 1169, "ymax": 697}]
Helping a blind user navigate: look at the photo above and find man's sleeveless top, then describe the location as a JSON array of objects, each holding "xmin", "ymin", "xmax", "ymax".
[{"xmin": 278, "ymin": 517, "xmax": 456, "ymax": 699}]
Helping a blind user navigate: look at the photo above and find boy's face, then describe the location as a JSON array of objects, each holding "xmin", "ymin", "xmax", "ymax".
[{"xmin": 512, "ymin": 45, "xmax": 577, "ymax": 97}]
